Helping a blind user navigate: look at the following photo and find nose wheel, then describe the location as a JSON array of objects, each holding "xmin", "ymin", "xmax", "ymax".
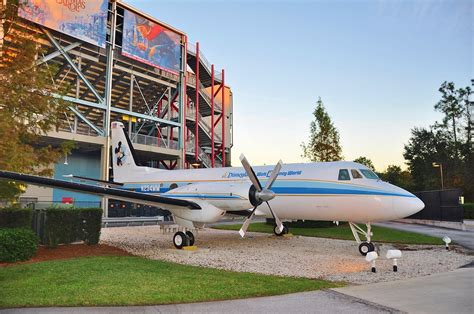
[
  {"xmin": 358, "ymin": 242, "xmax": 375, "ymax": 256},
  {"xmin": 173, "ymin": 231, "xmax": 195, "ymax": 249},
  {"xmin": 349, "ymin": 222, "xmax": 376, "ymax": 256}
]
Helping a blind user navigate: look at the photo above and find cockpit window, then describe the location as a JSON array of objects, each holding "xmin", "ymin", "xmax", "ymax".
[
  {"xmin": 360, "ymin": 169, "xmax": 379, "ymax": 179},
  {"xmin": 351, "ymin": 169, "xmax": 363, "ymax": 179},
  {"xmin": 338, "ymin": 169, "xmax": 350, "ymax": 180}
]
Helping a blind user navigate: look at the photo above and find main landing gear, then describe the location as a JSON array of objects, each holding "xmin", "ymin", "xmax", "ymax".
[
  {"xmin": 273, "ymin": 224, "xmax": 289, "ymax": 236},
  {"xmin": 349, "ymin": 222, "xmax": 376, "ymax": 256},
  {"xmin": 173, "ymin": 231, "xmax": 195, "ymax": 249}
]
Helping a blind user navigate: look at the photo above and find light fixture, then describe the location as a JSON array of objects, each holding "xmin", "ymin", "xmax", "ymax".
[
  {"xmin": 365, "ymin": 251, "xmax": 378, "ymax": 273},
  {"xmin": 191, "ymin": 160, "xmax": 201, "ymax": 168},
  {"xmin": 442, "ymin": 236, "xmax": 451, "ymax": 250},
  {"xmin": 386, "ymin": 249, "xmax": 402, "ymax": 272},
  {"xmin": 432, "ymin": 162, "xmax": 444, "ymax": 190}
]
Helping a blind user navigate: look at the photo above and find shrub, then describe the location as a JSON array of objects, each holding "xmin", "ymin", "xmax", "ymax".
[
  {"xmin": 44, "ymin": 207, "xmax": 81, "ymax": 247},
  {"xmin": 0, "ymin": 228, "xmax": 38, "ymax": 262},
  {"xmin": 0, "ymin": 207, "xmax": 33, "ymax": 229},
  {"xmin": 43, "ymin": 207, "xmax": 102, "ymax": 247},
  {"xmin": 464, "ymin": 203, "xmax": 474, "ymax": 220},
  {"xmin": 80, "ymin": 208, "xmax": 103, "ymax": 245}
]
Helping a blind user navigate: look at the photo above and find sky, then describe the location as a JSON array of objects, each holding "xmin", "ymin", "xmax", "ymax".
[{"xmin": 127, "ymin": 0, "xmax": 472, "ymax": 172}]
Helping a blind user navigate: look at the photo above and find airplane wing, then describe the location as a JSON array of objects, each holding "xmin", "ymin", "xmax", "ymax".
[{"xmin": 0, "ymin": 170, "xmax": 201, "ymax": 210}]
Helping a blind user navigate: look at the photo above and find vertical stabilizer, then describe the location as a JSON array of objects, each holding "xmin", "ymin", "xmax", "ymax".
[{"xmin": 110, "ymin": 122, "xmax": 143, "ymax": 182}]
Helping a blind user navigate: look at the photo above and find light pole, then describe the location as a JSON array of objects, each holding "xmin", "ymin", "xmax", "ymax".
[{"xmin": 432, "ymin": 162, "xmax": 444, "ymax": 190}]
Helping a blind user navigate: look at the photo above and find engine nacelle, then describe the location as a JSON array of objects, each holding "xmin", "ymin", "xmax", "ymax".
[{"xmin": 165, "ymin": 182, "xmax": 258, "ymax": 212}]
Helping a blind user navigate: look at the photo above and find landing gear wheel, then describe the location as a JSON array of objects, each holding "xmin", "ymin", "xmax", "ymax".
[
  {"xmin": 273, "ymin": 225, "xmax": 288, "ymax": 236},
  {"xmin": 358, "ymin": 242, "xmax": 375, "ymax": 256},
  {"xmin": 173, "ymin": 231, "xmax": 189, "ymax": 249},
  {"xmin": 185, "ymin": 231, "xmax": 195, "ymax": 246}
]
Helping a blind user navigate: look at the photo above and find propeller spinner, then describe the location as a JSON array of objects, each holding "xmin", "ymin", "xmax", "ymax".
[{"xmin": 238, "ymin": 154, "xmax": 284, "ymax": 237}]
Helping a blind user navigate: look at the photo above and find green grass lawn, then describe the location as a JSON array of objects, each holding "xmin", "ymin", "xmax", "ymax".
[
  {"xmin": 214, "ymin": 223, "xmax": 443, "ymax": 245},
  {"xmin": 0, "ymin": 256, "xmax": 341, "ymax": 308}
]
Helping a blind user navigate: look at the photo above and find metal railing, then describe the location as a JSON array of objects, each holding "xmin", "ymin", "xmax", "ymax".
[
  {"xmin": 187, "ymin": 73, "xmax": 223, "ymax": 111},
  {"xmin": 131, "ymin": 132, "xmax": 179, "ymax": 150},
  {"xmin": 187, "ymin": 107, "xmax": 222, "ymax": 142},
  {"xmin": 187, "ymin": 43, "xmax": 222, "ymax": 81},
  {"xmin": 186, "ymin": 141, "xmax": 213, "ymax": 168}
]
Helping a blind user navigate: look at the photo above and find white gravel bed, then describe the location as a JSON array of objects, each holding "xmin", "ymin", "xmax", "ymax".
[{"xmin": 101, "ymin": 226, "xmax": 473, "ymax": 285}]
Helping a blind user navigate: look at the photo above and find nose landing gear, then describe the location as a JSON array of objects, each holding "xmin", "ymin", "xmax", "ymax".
[{"xmin": 349, "ymin": 222, "xmax": 375, "ymax": 256}]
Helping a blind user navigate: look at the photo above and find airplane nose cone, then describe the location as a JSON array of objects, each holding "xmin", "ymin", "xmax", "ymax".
[{"xmin": 393, "ymin": 196, "xmax": 425, "ymax": 218}]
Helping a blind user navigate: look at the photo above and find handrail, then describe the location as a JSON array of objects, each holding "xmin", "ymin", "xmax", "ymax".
[
  {"xmin": 187, "ymin": 43, "xmax": 222, "ymax": 82},
  {"xmin": 187, "ymin": 107, "xmax": 222, "ymax": 142},
  {"xmin": 131, "ymin": 132, "xmax": 179, "ymax": 150}
]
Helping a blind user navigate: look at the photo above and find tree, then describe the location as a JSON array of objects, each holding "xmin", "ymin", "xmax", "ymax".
[
  {"xmin": 0, "ymin": 1, "xmax": 72, "ymax": 200},
  {"xmin": 353, "ymin": 156, "xmax": 375, "ymax": 171},
  {"xmin": 434, "ymin": 81, "xmax": 465, "ymax": 157},
  {"xmin": 301, "ymin": 97, "xmax": 343, "ymax": 162},
  {"xmin": 404, "ymin": 81, "xmax": 474, "ymax": 199},
  {"xmin": 379, "ymin": 165, "xmax": 413, "ymax": 191}
]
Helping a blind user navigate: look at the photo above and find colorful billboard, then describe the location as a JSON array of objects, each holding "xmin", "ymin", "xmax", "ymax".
[
  {"xmin": 122, "ymin": 9, "xmax": 182, "ymax": 74},
  {"xmin": 18, "ymin": 0, "xmax": 108, "ymax": 48}
]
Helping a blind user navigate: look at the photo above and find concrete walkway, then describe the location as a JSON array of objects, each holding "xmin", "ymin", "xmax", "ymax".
[
  {"xmin": 0, "ymin": 290, "xmax": 399, "ymax": 314},
  {"xmin": 334, "ymin": 267, "xmax": 474, "ymax": 314},
  {"xmin": 375, "ymin": 221, "xmax": 474, "ymax": 250}
]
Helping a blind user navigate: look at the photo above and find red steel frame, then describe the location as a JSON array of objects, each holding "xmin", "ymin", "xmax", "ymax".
[{"xmin": 194, "ymin": 42, "xmax": 200, "ymax": 164}]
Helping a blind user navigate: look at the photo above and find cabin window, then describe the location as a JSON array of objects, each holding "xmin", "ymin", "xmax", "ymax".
[
  {"xmin": 338, "ymin": 169, "xmax": 350, "ymax": 180},
  {"xmin": 351, "ymin": 169, "xmax": 363, "ymax": 179},
  {"xmin": 360, "ymin": 169, "xmax": 379, "ymax": 179},
  {"xmin": 169, "ymin": 183, "xmax": 178, "ymax": 190}
]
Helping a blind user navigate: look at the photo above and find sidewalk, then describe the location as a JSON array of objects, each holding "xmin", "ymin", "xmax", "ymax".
[
  {"xmin": 333, "ymin": 267, "xmax": 474, "ymax": 314},
  {"xmin": 375, "ymin": 221, "xmax": 474, "ymax": 250}
]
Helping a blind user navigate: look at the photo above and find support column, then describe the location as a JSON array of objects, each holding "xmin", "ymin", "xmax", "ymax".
[
  {"xmin": 221, "ymin": 69, "xmax": 225, "ymax": 167},
  {"xmin": 102, "ymin": 0, "xmax": 118, "ymax": 217},
  {"xmin": 211, "ymin": 64, "xmax": 215, "ymax": 167},
  {"xmin": 195, "ymin": 42, "xmax": 200, "ymax": 163},
  {"xmin": 178, "ymin": 35, "xmax": 187, "ymax": 169}
]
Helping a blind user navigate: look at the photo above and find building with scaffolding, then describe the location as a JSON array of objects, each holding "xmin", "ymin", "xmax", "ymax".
[{"xmin": 1, "ymin": 0, "xmax": 233, "ymax": 217}]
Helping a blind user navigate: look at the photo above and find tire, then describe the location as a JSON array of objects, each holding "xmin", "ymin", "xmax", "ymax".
[
  {"xmin": 274, "ymin": 225, "xmax": 288, "ymax": 236},
  {"xmin": 173, "ymin": 231, "xmax": 189, "ymax": 249},
  {"xmin": 185, "ymin": 231, "xmax": 195, "ymax": 246},
  {"xmin": 358, "ymin": 242, "xmax": 374, "ymax": 256}
]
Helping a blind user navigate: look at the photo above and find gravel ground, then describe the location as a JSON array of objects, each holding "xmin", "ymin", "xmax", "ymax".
[{"xmin": 101, "ymin": 226, "xmax": 473, "ymax": 285}]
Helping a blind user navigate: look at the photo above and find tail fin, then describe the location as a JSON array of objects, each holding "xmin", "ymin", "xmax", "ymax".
[{"xmin": 110, "ymin": 122, "xmax": 146, "ymax": 182}]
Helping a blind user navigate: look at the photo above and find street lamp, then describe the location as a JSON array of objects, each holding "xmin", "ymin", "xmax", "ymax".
[{"xmin": 432, "ymin": 162, "xmax": 444, "ymax": 190}]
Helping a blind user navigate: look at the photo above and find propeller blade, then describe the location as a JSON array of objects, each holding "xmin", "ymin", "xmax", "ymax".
[
  {"xmin": 239, "ymin": 154, "xmax": 262, "ymax": 192},
  {"xmin": 264, "ymin": 160, "xmax": 283, "ymax": 190},
  {"xmin": 239, "ymin": 207, "xmax": 257, "ymax": 238},
  {"xmin": 266, "ymin": 201, "xmax": 284, "ymax": 233}
]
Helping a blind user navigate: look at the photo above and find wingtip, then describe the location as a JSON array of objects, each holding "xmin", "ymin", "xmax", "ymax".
[{"xmin": 238, "ymin": 229, "xmax": 246, "ymax": 238}]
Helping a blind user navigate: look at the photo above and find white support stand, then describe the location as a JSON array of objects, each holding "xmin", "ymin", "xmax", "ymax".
[{"xmin": 349, "ymin": 222, "xmax": 372, "ymax": 244}]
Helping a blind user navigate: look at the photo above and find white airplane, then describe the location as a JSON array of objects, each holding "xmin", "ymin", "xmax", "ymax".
[{"xmin": 0, "ymin": 122, "xmax": 424, "ymax": 255}]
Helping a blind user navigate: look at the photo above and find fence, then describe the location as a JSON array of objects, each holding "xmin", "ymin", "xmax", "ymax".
[{"xmin": 409, "ymin": 189, "xmax": 464, "ymax": 222}]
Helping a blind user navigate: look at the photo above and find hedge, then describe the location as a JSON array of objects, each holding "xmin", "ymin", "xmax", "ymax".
[
  {"xmin": 43, "ymin": 207, "xmax": 102, "ymax": 247},
  {"xmin": 0, "ymin": 207, "xmax": 33, "ymax": 229},
  {"xmin": 0, "ymin": 228, "xmax": 38, "ymax": 262},
  {"xmin": 464, "ymin": 203, "xmax": 474, "ymax": 220}
]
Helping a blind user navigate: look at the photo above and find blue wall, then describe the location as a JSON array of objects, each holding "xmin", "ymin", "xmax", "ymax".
[{"xmin": 53, "ymin": 151, "xmax": 102, "ymax": 207}]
